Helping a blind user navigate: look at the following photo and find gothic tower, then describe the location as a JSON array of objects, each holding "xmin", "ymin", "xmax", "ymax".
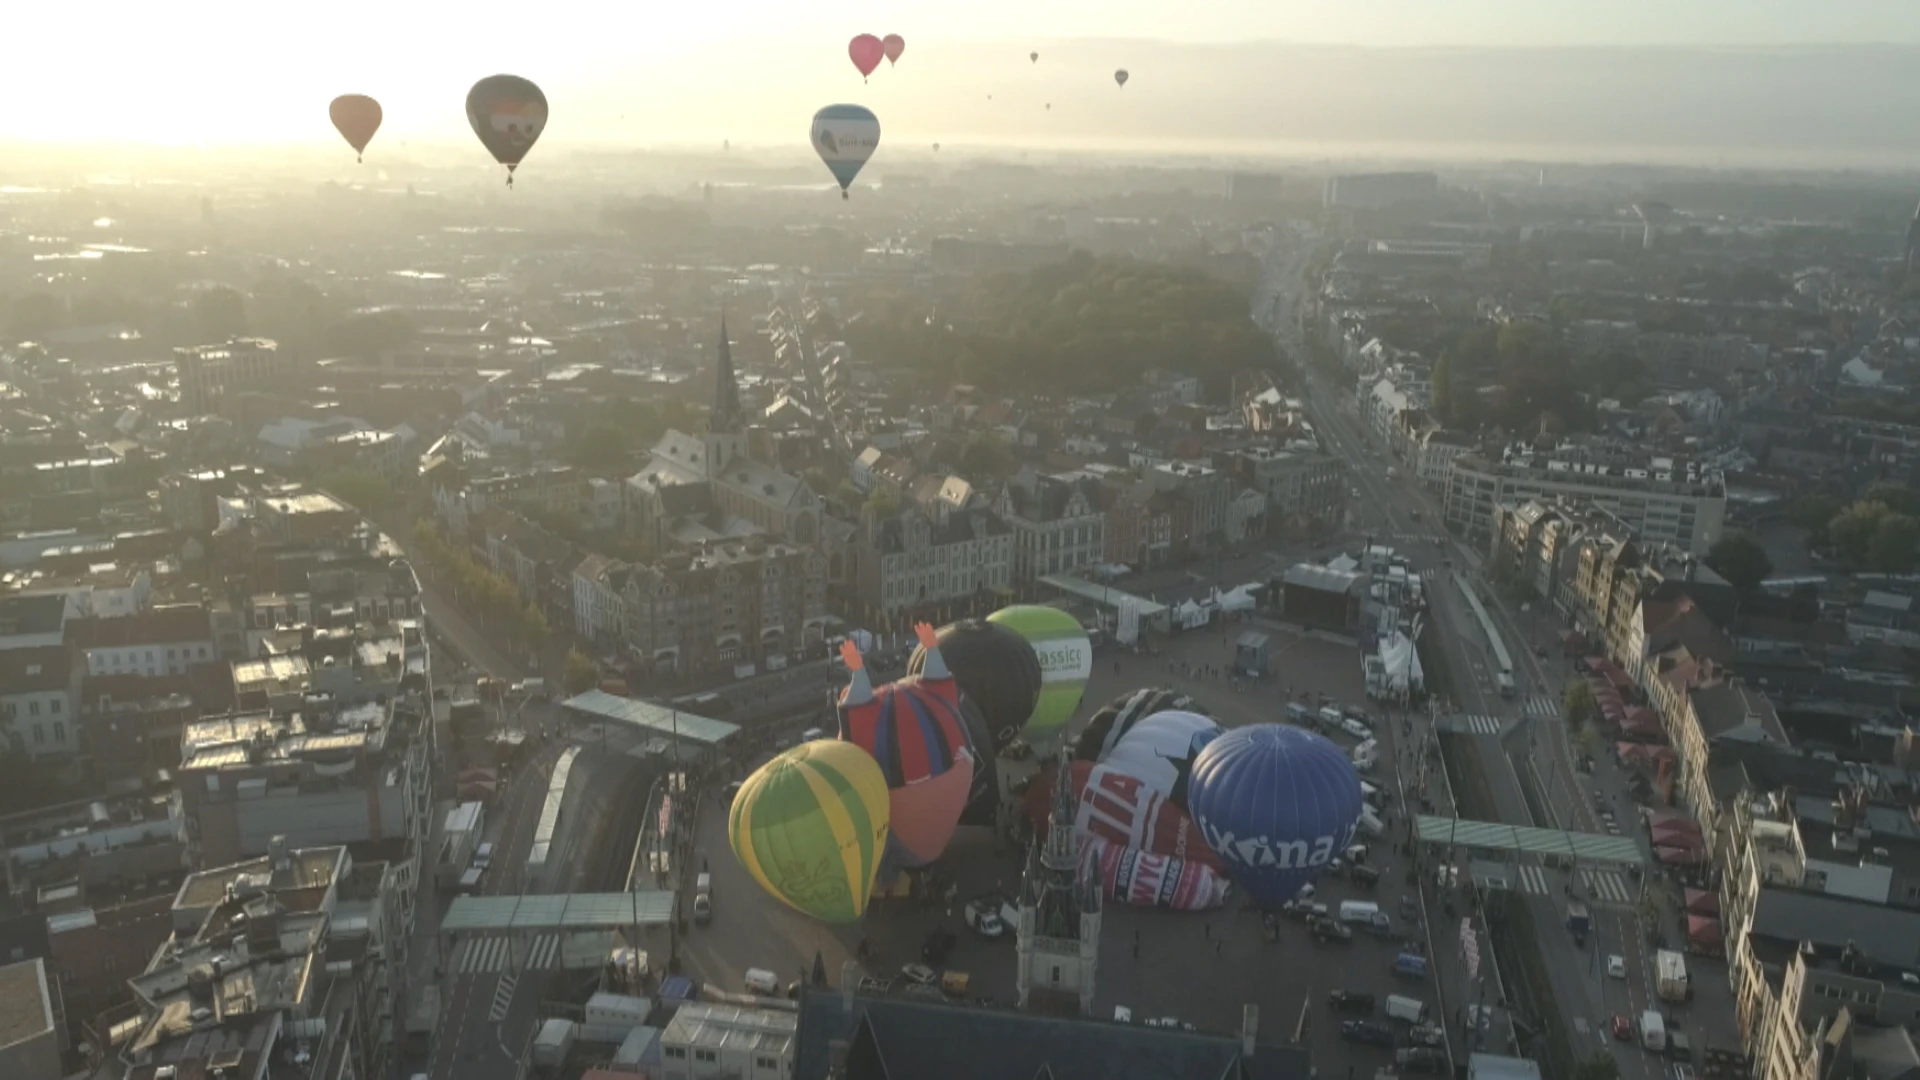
[
  {"xmin": 707, "ymin": 315, "xmax": 749, "ymax": 473},
  {"xmin": 1015, "ymin": 743, "xmax": 1102, "ymax": 1016}
]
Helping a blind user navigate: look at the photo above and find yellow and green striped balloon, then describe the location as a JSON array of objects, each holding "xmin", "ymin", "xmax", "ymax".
[{"xmin": 728, "ymin": 740, "xmax": 891, "ymax": 924}]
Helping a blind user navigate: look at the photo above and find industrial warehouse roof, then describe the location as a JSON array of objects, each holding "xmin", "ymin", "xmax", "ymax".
[
  {"xmin": 562, "ymin": 690, "xmax": 741, "ymax": 745},
  {"xmin": 1415, "ymin": 815, "xmax": 1646, "ymax": 866},
  {"xmin": 442, "ymin": 892, "xmax": 678, "ymax": 933}
]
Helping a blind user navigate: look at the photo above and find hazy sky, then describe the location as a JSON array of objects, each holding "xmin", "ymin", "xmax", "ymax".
[{"xmin": 10, "ymin": 1, "xmax": 1920, "ymax": 162}]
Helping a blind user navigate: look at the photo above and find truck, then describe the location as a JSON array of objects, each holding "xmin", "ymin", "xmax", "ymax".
[
  {"xmin": 1566, "ymin": 901, "xmax": 1591, "ymax": 948},
  {"xmin": 1384, "ymin": 995, "xmax": 1427, "ymax": 1023},
  {"xmin": 1495, "ymin": 670, "xmax": 1516, "ymax": 698},
  {"xmin": 1656, "ymin": 948, "xmax": 1691, "ymax": 1004}
]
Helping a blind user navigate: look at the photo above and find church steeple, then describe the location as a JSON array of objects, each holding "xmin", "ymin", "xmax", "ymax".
[{"xmin": 711, "ymin": 315, "xmax": 742, "ymax": 435}]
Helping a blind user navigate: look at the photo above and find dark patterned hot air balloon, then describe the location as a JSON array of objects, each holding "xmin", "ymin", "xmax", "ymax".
[
  {"xmin": 466, "ymin": 75, "xmax": 548, "ymax": 187},
  {"xmin": 906, "ymin": 618, "xmax": 1040, "ymax": 754},
  {"xmin": 1073, "ymin": 688, "xmax": 1205, "ymax": 762},
  {"xmin": 954, "ymin": 694, "xmax": 1000, "ymax": 827}
]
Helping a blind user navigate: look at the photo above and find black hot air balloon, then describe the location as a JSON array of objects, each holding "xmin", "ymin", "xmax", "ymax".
[
  {"xmin": 1072, "ymin": 687, "xmax": 1206, "ymax": 763},
  {"xmin": 466, "ymin": 74, "xmax": 548, "ymax": 187},
  {"xmin": 906, "ymin": 618, "xmax": 1041, "ymax": 754},
  {"xmin": 1114, "ymin": 69, "xmax": 1129, "ymax": 88},
  {"xmin": 954, "ymin": 694, "xmax": 1001, "ymax": 826}
]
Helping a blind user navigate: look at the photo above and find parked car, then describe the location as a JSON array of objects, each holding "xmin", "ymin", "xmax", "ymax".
[
  {"xmin": 1309, "ymin": 917, "xmax": 1354, "ymax": 943},
  {"xmin": 900, "ymin": 963, "xmax": 936, "ymax": 986},
  {"xmin": 1327, "ymin": 990, "xmax": 1376, "ymax": 1014},
  {"xmin": 965, "ymin": 897, "xmax": 1007, "ymax": 939},
  {"xmin": 1340, "ymin": 1020, "xmax": 1396, "ymax": 1047},
  {"xmin": 1397, "ymin": 1048, "xmax": 1447, "ymax": 1074},
  {"xmin": 1612, "ymin": 1014, "xmax": 1635, "ymax": 1041}
]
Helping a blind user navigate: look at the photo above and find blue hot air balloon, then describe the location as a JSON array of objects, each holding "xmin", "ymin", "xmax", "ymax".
[
  {"xmin": 811, "ymin": 104, "xmax": 881, "ymax": 199},
  {"xmin": 1187, "ymin": 724, "xmax": 1363, "ymax": 908}
]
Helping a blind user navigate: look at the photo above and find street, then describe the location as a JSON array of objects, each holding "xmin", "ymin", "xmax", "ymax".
[{"xmin": 1263, "ymin": 244, "xmax": 1736, "ymax": 1075}]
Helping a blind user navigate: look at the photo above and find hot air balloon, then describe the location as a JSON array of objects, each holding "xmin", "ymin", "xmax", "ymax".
[
  {"xmin": 837, "ymin": 629, "xmax": 973, "ymax": 866},
  {"xmin": 1187, "ymin": 724, "xmax": 1363, "ymax": 908},
  {"xmin": 1114, "ymin": 69, "xmax": 1130, "ymax": 88},
  {"xmin": 953, "ymin": 694, "xmax": 1000, "ymax": 827},
  {"xmin": 1024, "ymin": 758, "xmax": 1222, "ymax": 869},
  {"xmin": 1101, "ymin": 710, "xmax": 1223, "ymax": 811},
  {"xmin": 849, "ymin": 34, "xmax": 884, "ymax": 80},
  {"xmin": 882, "ymin": 34, "xmax": 905, "ymax": 66},
  {"xmin": 328, "ymin": 94, "xmax": 382, "ymax": 163},
  {"xmin": 1074, "ymin": 688, "xmax": 1205, "ymax": 762},
  {"xmin": 1082, "ymin": 837, "xmax": 1231, "ymax": 910},
  {"xmin": 1046, "ymin": 103, "xmax": 1052, "ymax": 111},
  {"xmin": 986, "ymin": 605, "xmax": 1091, "ymax": 748},
  {"xmin": 728, "ymin": 739, "xmax": 891, "ymax": 924},
  {"xmin": 932, "ymin": 142, "xmax": 941, "ymax": 152},
  {"xmin": 811, "ymin": 104, "xmax": 880, "ymax": 200},
  {"xmin": 1030, "ymin": 51, "xmax": 1039, "ymax": 63},
  {"xmin": 466, "ymin": 75, "xmax": 548, "ymax": 187},
  {"xmin": 906, "ymin": 618, "xmax": 1040, "ymax": 753}
]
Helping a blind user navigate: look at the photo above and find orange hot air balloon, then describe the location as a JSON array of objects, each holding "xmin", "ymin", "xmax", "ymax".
[
  {"xmin": 882, "ymin": 34, "xmax": 905, "ymax": 66},
  {"xmin": 329, "ymin": 95, "xmax": 382, "ymax": 163}
]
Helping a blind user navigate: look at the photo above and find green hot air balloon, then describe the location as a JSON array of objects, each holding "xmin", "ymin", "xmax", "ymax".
[
  {"xmin": 728, "ymin": 740, "xmax": 891, "ymax": 924},
  {"xmin": 987, "ymin": 604, "xmax": 1092, "ymax": 748}
]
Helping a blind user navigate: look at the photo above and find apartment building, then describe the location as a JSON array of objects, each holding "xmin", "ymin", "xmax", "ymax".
[
  {"xmin": 1447, "ymin": 448, "xmax": 1727, "ymax": 556},
  {"xmin": 175, "ymin": 338, "xmax": 288, "ymax": 414},
  {"xmin": 855, "ymin": 497, "xmax": 1014, "ymax": 619},
  {"xmin": 994, "ymin": 471, "xmax": 1106, "ymax": 584},
  {"xmin": 620, "ymin": 537, "xmax": 829, "ymax": 678},
  {"xmin": 1217, "ymin": 446, "xmax": 1346, "ymax": 532}
]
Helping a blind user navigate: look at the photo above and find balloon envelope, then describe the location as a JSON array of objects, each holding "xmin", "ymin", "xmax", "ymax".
[
  {"xmin": 907, "ymin": 619, "xmax": 1040, "ymax": 753},
  {"xmin": 839, "ymin": 675, "xmax": 974, "ymax": 866},
  {"xmin": 882, "ymin": 34, "xmax": 905, "ymax": 64},
  {"xmin": 1031, "ymin": 51, "xmax": 1040, "ymax": 63},
  {"xmin": 811, "ymin": 104, "xmax": 881, "ymax": 195},
  {"xmin": 728, "ymin": 740, "xmax": 891, "ymax": 924},
  {"xmin": 1024, "ymin": 759, "xmax": 1221, "ymax": 869},
  {"xmin": 1187, "ymin": 724, "xmax": 1363, "ymax": 908},
  {"xmin": 328, "ymin": 94, "xmax": 382, "ymax": 158},
  {"xmin": 849, "ymin": 35, "xmax": 884, "ymax": 77},
  {"xmin": 1115, "ymin": 69, "xmax": 1130, "ymax": 87},
  {"xmin": 1074, "ymin": 688, "xmax": 1206, "ymax": 763},
  {"xmin": 987, "ymin": 605, "xmax": 1091, "ymax": 746},
  {"xmin": 1102, "ymin": 710, "xmax": 1223, "ymax": 811},
  {"xmin": 1082, "ymin": 837, "xmax": 1230, "ymax": 910},
  {"xmin": 954, "ymin": 694, "xmax": 1000, "ymax": 826},
  {"xmin": 466, "ymin": 75, "xmax": 548, "ymax": 171}
]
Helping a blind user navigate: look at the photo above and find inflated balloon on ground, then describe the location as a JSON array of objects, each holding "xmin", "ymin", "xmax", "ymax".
[
  {"xmin": 728, "ymin": 740, "xmax": 891, "ymax": 924},
  {"xmin": 906, "ymin": 618, "xmax": 1040, "ymax": 753},
  {"xmin": 1073, "ymin": 688, "xmax": 1204, "ymax": 762},
  {"xmin": 838, "ymin": 626, "xmax": 973, "ymax": 867},
  {"xmin": 987, "ymin": 605, "xmax": 1091, "ymax": 747},
  {"xmin": 1187, "ymin": 724, "xmax": 1363, "ymax": 908}
]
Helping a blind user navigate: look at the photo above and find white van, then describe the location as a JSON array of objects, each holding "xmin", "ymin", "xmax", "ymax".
[
  {"xmin": 744, "ymin": 968, "xmax": 779, "ymax": 995},
  {"xmin": 1318, "ymin": 706, "xmax": 1344, "ymax": 731},
  {"xmin": 800, "ymin": 727, "xmax": 827, "ymax": 742},
  {"xmin": 473, "ymin": 842, "xmax": 494, "ymax": 869},
  {"xmin": 1640, "ymin": 1010, "xmax": 1667, "ymax": 1052},
  {"xmin": 1358, "ymin": 807, "xmax": 1386, "ymax": 838},
  {"xmin": 1113, "ymin": 1006, "xmax": 1133, "ymax": 1023},
  {"xmin": 1339, "ymin": 900, "xmax": 1381, "ymax": 925},
  {"xmin": 1384, "ymin": 995, "xmax": 1426, "ymax": 1023}
]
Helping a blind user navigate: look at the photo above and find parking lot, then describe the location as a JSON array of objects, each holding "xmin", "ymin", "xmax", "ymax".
[{"xmin": 681, "ymin": 614, "xmax": 1453, "ymax": 1073}]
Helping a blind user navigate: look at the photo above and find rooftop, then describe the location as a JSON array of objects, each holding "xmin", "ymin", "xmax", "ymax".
[
  {"xmin": 664, "ymin": 1001, "xmax": 797, "ymax": 1057},
  {"xmin": 561, "ymin": 691, "xmax": 741, "ymax": 746},
  {"xmin": 0, "ymin": 958, "xmax": 54, "ymax": 1051}
]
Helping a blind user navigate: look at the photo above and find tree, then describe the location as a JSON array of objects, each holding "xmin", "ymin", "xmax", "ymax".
[
  {"xmin": 1563, "ymin": 678, "xmax": 1598, "ymax": 729},
  {"xmin": 521, "ymin": 605, "xmax": 551, "ymax": 652},
  {"xmin": 319, "ymin": 469, "xmax": 395, "ymax": 513},
  {"xmin": 194, "ymin": 286, "xmax": 248, "ymax": 340},
  {"xmin": 1787, "ymin": 493, "xmax": 1842, "ymax": 544},
  {"xmin": 1828, "ymin": 502, "xmax": 1891, "ymax": 565},
  {"xmin": 864, "ymin": 488, "xmax": 900, "ymax": 519},
  {"xmin": 1870, "ymin": 513, "xmax": 1920, "ymax": 574},
  {"xmin": 1574, "ymin": 1052, "xmax": 1621, "ymax": 1080},
  {"xmin": 565, "ymin": 647, "xmax": 600, "ymax": 694},
  {"xmin": 1705, "ymin": 533, "xmax": 1773, "ymax": 592}
]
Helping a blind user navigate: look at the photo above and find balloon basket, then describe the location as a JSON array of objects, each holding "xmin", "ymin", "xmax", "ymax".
[{"xmin": 841, "ymin": 191, "xmax": 849, "ymax": 201}]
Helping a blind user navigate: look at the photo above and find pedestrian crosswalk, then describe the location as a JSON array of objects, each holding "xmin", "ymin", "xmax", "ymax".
[
  {"xmin": 1523, "ymin": 695, "xmax": 1560, "ymax": 720},
  {"xmin": 1515, "ymin": 864, "xmax": 1550, "ymax": 895},
  {"xmin": 1580, "ymin": 869, "xmax": 1636, "ymax": 906},
  {"xmin": 1446, "ymin": 714, "xmax": 1504, "ymax": 736},
  {"xmin": 455, "ymin": 933, "xmax": 563, "ymax": 976},
  {"xmin": 488, "ymin": 973, "xmax": 517, "ymax": 1022}
]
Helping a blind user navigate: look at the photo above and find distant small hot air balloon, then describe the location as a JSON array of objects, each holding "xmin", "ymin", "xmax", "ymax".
[
  {"xmin": 1115, "ymin": 69, "xmax": 1130, "ymax": 87},
  {"xmin": 724, "ymin": 139, "xmax": 730, "ymax": 150},
  {"xmin": 466, "ymin": 75, "xmax": 548, "ymax": 187},
  {"xmin": 1031, "ymin": 51, "xmax": 1040, "ymax": 63},
  {"xmin": 932, "ymin": 142, "xmax": 941, "ymax": 152},
  {"xmin": 328, "ymin": 95, "xmax": 382, "ymax": 163},
  {"xmin": 811, "ymin": 104, "xmax": 880, "ymax": 200},
  {"xmin": 882, "ymin": 34, "xmax": 905, "ymax": 66},
  {"xmin": 1046, "ymin": 103, "xmax": 1052, "ymax": 111},
  {"xmin": 849, "ymin": 34, "xmax": 884, "ymax": 80}
]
